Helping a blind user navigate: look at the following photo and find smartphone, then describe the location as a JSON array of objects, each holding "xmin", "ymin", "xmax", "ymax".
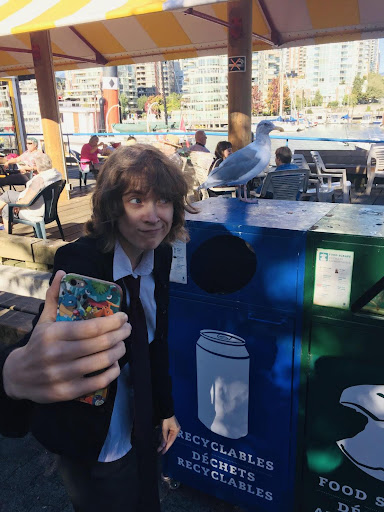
[{"xmin": 56, "ymin": 273, "xmax": 123, "ymax": 406}]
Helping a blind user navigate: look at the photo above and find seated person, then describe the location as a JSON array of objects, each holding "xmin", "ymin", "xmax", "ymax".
[
  {"xmin": 273, "ymin": 146, "xmax": 298, "ymax": 171},
  {"xmin": 80, "ymin": 135, "xmax": 110, "ymax": 172},
  {"xmin": 209, "ymin": 141, "xmax": 233, "ymax": 173},
  {"xmin": 207, "ymin": 141, "xmax": 233, "ymax": 197},
  {"xmin": 125, "ymin": 136, "xmax": 137, "ymax": 146},
  {"xmin": 189, "ymin": 130, "xmax": 210, "ymax": 153},
  {"xmin": 0, "ymin": 153, "xmax": 61, "ymax": 231},
  {"xmin": 0, "ymin": 137, "xmax": 43, "ymax": 187},
  {"xmin": 155, "ymin": 135, "xmax": 183, "ymax": 168},
  {"xmin": 257, "ymin": 147, "xmax": 299, "ymax": 198}
]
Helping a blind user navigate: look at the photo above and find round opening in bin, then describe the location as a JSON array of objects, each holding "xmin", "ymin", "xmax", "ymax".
[{"xmin": 190, "ymin": 234, "xmax": 256, "ymax": 294}]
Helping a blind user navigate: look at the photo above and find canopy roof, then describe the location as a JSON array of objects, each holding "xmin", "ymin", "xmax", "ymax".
[{"xmin": 0, "ymin": 0, "xmax": 383, "ymax": 76}]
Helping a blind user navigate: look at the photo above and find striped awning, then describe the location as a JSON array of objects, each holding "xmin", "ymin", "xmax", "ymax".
[{"xmin": 0, "ymin": 0, "xmax": 383, "ymax": 76}]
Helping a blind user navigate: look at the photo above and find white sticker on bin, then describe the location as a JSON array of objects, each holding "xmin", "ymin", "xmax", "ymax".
[
  {"xmin": 170, "ymin": 240, "xmax": 187, "ymax": 284},
  {"xmin": 313, "ymin": 248, "xmax": 354, "ymax": 309}
]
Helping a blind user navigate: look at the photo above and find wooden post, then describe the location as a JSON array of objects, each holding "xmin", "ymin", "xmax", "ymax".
[
  {"xmin": 227, "ymin": 0, "xmax": 253, "ymax": 152},
  {"xmin": 30, "ymin": 30, "xmax": 68, "ymax": 201}
]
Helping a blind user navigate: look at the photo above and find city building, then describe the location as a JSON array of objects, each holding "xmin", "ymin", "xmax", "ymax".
[
  {"xmin": 180, "ymin": 55, "xmax": 228, "ymax": 126},
  {"xmin": 303, "ymin": 40, "xmax": 380, "ymax": 105},
  {"xmin": 135, "ymin": 61, "xmax": 177, "ymax": 98},
  {"xmin": 118, "ymin": 65, "xmax": 138, "ymax": 111}
]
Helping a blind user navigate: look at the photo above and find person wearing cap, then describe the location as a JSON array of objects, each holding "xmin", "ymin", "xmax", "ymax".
[{"xmin": 0, "ymin": 137, "xmax": 43, "ymax": 188}]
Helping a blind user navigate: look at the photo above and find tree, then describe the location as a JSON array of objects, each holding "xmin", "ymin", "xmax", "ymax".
[
  {"xmin": 119, "ymin": 92, "xmax": 129, "ymax": 114},
  {"xmin": 145, "ymin": 95, "xmax": 163, "ymax": 117},
  {"xmin": 251, "ymin": 85, "xmax": 264, "ymax": 115},
  {"xmin": 137, "ymin": 95, "xmax": 148, "ymax": 111},
  {"xmin": 352, "ymin": 75, "xmax": 364, "ymax": 99},
  {"xmin": 342, "ymin": 94, "xmax": 357, "ymax": 107},
  {"xmin": 312, "ymin": 90, "xmax": 323, "ymax": 107},
  {"xmin": 366, "ymin": 73, "xmax": 384, "ymax": 102},
  {"xmin": 327, "ymin": 101, "xmax": 339, "ymax": 108},
  {"xmin": 166, "ymin": 93, "xmax": 182, "ymax": 112},
  {"xmin": 265, "ymin": 77, "xmax": 290, "ymax": 115}
]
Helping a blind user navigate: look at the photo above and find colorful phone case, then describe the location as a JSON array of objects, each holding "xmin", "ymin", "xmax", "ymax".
[{"xmin": 56, "ymin": 273, "xmax": 123, "ymax": 406}]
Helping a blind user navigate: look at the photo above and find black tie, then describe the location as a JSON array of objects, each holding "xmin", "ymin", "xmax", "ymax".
[{"xmin": 123, "ymin": 275, "xmax": 160, "ymax": 511}]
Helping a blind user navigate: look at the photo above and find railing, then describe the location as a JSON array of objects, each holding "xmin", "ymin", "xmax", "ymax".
[{"xmin": 2, "ymin": 130, "xmax": 384, "ymax": 157}]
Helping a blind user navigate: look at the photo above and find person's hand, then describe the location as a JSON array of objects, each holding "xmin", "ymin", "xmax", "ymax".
[
  {"xmin": 3, "ymin": 270, "xmax": 130, "ymax": 404},
  {"xmin": 157, "ymin": 415, "xmax": 181, "ymax": 455},
  {"xmin": 3, "ymin": 161, "xmax": 9, "ymax": 169},
  {"xmin": 13, "ymin": 207, "xmax": 20, "ymax": 217}
]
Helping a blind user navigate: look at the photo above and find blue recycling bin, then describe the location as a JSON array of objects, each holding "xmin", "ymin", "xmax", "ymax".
[{"xmin": 163, "ymin": 198, "xmax": 334, "ymax": 511}]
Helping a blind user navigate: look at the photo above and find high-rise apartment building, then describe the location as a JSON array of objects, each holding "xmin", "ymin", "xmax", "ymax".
[
  {"xmin": 135, "ymin": 61, "xmax": 177, "ymax": 98},
  {"xmin": 118, "ymin": 65, "xmax": 138, "ymax": 110},
  {"xmin": 304, "ymin": 39, "xmax": 380, "ymax": 104},
  {"xmin": 180, "ymin": 56, "xmax": 228, "ymax": 124},
  {"xmin": 252, "ymin": 49, "xmax": 281, "ymax": 98},
  {"xmin": 64, "ymin": 68, "xmax": 102, "ymax": 108}
]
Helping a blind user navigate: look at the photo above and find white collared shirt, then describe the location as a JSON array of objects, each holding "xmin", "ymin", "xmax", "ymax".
[{"xmin": 98, "ymin": 241, "xmax": 156, "ymax": 462}]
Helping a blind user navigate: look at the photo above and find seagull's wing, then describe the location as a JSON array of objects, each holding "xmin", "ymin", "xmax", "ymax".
[
  {"xmin": 201, "ymin": 142, "xmax": 269, "ymax": 188},
  {"xmin": 202, "ymin": 144, "xmax": 262, "ymax": 188}
]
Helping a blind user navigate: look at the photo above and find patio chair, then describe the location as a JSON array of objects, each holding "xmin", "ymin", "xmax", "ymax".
[
  {"xmin": 68, "ymin": 149, "xmax": 95, "ymax": 188},
  {"xmin": 292, "ymin": 153, "xmax": 310, "ymax": 170},
  {"xmin": 189, "ymin": 151, "xmax": 236, "ymax": 199},
  {"xmin": 256, "ymin": 169, "xmax": 310, "ymax": 201},
  {"xmin": 7, "ymin": 179, "xmax": 66, "ymax": 240},
  {"xmin": 365, "ymin": 143, "xmax": 384, "ymax": 195},
  {"xmin": 0, "ymin": 167, "xmax": 33, "ymax": 192},
  {"xmin": 310, "ymin": 150, "xmax": 351, "ymax": 203},
  {"xmin": 291, "ymin": 152, "xmax": 333, "ymax": 202}
]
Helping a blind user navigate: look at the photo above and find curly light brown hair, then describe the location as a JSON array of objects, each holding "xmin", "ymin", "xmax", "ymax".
[{"xmin": 85, "ymin": 144, "xmax": 198, "ymax": 252}]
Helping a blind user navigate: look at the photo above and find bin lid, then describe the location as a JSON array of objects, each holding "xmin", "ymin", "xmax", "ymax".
[
  {"xmin": 309, "ymin": 204, "xmax": 384, "ymax": 238},
  {"xmin": 186, "ymin": 198, "xmax": 335, "ymax": 234}
]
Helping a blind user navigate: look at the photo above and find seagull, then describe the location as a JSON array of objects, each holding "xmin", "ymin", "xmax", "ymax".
[{"xmin": 199, "ymin": 120, "xmax": 283, "ymax": 202}]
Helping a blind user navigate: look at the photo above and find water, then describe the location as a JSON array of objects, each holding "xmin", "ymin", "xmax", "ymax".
[
  {"xmin": 66, "ymin": 123, "xmax": 384, "ymax": 156},
  {"xmin": 205, "ymin": 124, "xmax": 384, "ymax": 155}
]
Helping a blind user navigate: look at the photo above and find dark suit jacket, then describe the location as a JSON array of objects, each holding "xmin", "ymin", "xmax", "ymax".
[{"xmin": 0, "ymin": 236, "xmax": 174, "ymax": 461}]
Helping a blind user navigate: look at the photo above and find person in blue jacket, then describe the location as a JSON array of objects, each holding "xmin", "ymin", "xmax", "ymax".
[{"xmin": 273, "ymin": 146, "xmax": 298, "ymax": 171}]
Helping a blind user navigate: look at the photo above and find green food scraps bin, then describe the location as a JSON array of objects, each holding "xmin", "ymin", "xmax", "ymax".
[{"xmin": 297, "ymin": 204, "xmax": 384, "ymax": 512}]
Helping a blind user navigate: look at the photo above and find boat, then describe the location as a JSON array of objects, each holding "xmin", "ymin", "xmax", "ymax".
[
  {"xmin": 326, "ymin": 113, "xmax": 342, "ymax": 124},
  {"xmin": 273, "ymin": 115, "xmax": 306, "ymax": 133},
  {"xmin": 112, "ymin": 121, "xmax": 173, "ymax": 133},
  {"xmin": 361, "ymin": 113, "xmax": 373, "ymax": 125}
]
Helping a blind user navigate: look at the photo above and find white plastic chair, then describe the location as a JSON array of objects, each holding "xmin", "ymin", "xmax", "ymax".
[
  {"xmin": 310, "ymin": 150, "xmax": 351, "ymax": 203},
  {"xmin": 292, "ymin": 153, "xmax": 310, "ymax": 170},
  {"xmin": 365, "ymin": 143, "xmax": 384, "ymax": 195},
  {"xmin": 292, "ymin": 152, "xmax": 333, "ymax": 202},
  {"xmin": 189, "ymin": 152, "xmax": 236, "ymax": 199}
]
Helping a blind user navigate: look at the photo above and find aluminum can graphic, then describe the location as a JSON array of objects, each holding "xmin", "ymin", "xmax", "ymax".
[{"xmin": 196, "ymin": 330, "xmax": 250, "ymax": 439}]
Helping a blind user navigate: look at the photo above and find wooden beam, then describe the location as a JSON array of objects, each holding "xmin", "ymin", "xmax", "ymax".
[
  {"xmin": 30, "ymin": 30, "xmax": 68, "ymax": 201},
  {"xmin": 69, "ymin": 27, "xmax": 108, "ymax": 65},
  {"xmin": 257, "ymin": 0, "xmax": 282, "ymax": 46},
  {"xmin": 227, "ymin": 0, "xmax": 253, "ymax": 152},
  {"xmin": 184, "ymin": 7, "xmax": 276, "ymax": 47}
]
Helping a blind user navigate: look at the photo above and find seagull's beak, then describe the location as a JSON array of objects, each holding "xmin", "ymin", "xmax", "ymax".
[{"xmin": 273, "ymin": 125, "xmax": 284, "ymax": 132}]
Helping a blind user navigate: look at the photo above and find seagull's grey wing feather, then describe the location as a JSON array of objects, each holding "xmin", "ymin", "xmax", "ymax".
[{"xmin": 203, "ymin": 144, "xmax": 261, "ymax": 188}]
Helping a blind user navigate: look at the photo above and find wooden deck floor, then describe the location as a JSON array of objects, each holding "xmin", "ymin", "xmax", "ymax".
[{"xmin": 6, "ymin": 166, "xmax": 384, "ymax": 242}]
